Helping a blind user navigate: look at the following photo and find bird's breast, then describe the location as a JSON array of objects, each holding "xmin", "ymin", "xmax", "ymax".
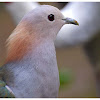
[{"xmin": 4, "ymin": 39, "xmax": 59, "ymax": 97}]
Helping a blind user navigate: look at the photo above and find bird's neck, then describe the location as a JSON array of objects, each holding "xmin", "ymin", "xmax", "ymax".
[
  {"xmin": 23, "ymin": 38, "xmax": 57, "ymax": 65},
  {"xmin": 5, "ymin": 21, "xmax": 57, "ymax": 63},
  {"xmin": 5, "ymin": 36, "xmax": 58, "ymax": 75}
]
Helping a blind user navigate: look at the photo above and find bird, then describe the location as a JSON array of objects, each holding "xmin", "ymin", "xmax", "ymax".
[
  {"xmin": 0, "ymin": 5, "xmax": 78, "ymax": 98},
  {"xmin": 5, "ymin": 2, "xmax": 100, "ymax": 97}
]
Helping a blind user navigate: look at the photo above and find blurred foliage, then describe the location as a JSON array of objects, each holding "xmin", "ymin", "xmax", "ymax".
[{"xmin": 59, "ymin": 68, "xmax": 74, "ymax": 89}]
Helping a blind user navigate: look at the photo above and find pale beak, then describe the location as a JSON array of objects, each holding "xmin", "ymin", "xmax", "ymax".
[{"xmin": 62, "ymin": 18, "xmax": 79, "ymax": 25}]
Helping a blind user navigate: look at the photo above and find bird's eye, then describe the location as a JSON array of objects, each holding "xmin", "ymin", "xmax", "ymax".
[{"xmin": 48, "ymin": 14, "xmax": 55, "ymax": 21}]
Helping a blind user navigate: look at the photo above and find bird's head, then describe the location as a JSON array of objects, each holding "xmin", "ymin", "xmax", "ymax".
[
  {"xmin": 5, "ymin": 5, "xmax": 79, "ymax": 63},
  {"xmin": 20, "ymin": 5, "xmax": 79, "ymax": 40}
]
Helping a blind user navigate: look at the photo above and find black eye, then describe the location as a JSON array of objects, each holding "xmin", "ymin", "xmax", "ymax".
[{"xmin": 48, "ymin": 14, "xmax": 55, "ymax": 21}]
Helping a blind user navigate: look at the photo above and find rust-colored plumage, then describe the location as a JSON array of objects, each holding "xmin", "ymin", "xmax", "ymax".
[{"xmin": 5, "ymin": 21, "xmax": 36, "ymax": 63}]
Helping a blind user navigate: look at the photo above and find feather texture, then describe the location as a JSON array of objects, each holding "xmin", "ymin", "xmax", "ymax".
[{"xmin": 5, "ymin": 21, "xmax": 37, "ymax": 63}]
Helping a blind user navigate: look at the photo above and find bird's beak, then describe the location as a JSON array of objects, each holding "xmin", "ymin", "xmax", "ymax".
[{"xmin": 62, "ymin": 18, "xmax": 79, "ymax": 25}]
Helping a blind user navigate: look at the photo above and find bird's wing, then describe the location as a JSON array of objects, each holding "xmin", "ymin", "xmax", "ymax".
[
  {"xmin": 0, "ymin": 67, "xmax": 15, "ymax": 98},
  {"xmin": 0, "ymin": 80, "xmax": 15, "ymax": 98}
]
